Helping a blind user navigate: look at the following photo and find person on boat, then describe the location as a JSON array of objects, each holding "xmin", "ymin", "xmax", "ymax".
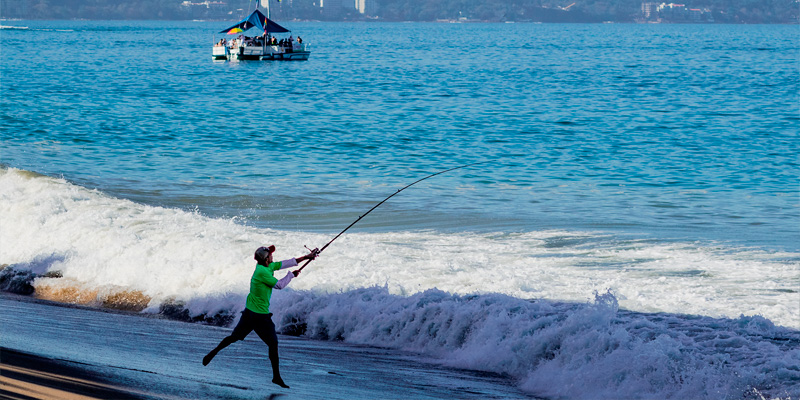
[
  {"xmin": 297, "ymin": 36, "xmax": 303, "ymax": 44},
  {"xmin": 202, "ymin": 244, "xmax": 319, "ymax": 389}
]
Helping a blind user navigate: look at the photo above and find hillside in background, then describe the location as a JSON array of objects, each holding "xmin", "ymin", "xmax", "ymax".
[{"xmin": 0, "ymin": 0, "xmax": 797, "ymax": 23}]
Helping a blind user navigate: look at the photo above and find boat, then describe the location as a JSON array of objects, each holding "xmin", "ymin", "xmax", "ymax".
[{"xmin": 212, "ymin": 5, "xmax": 310, "ymax": 61}]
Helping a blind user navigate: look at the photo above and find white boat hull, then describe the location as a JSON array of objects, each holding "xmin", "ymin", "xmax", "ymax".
[
  {"xmin": 213, "ymin": 43, "xmax": 310, "ymax": 61},
  {"xmin": 211, "ymin": 45, "xmax": 229, "ymax": 60}
]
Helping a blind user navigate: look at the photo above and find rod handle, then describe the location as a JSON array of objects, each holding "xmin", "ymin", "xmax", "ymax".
[{"xmin": 297, "ymin": 257, "xmax": 313, "ymax": 272}]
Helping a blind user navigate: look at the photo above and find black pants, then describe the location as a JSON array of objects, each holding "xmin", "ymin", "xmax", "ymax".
[
  {"xmin": 214, "ymin": 309, "xmax": 282, "ymax": 378},
  {"xmin": 231, "ymin": 309, "xmax": 278, "ymax": 345}
]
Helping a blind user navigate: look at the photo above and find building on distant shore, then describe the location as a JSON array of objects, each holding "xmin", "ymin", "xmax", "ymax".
[
  {"xmin": 179, "ymin": 0, "xmax": 228, "ymax": 19},
  {"xmin": 353, "ymin": 0, "xmax": 377, "ymax": 16},
  {"xmin": 181, "ymin": 1, "xmax": 226, "ymax": 8},
  {"xmin": 639, "ymin": 2, "xmax": 713, "ymax": 23},
  {"xmin": 640, "ymin": 2, "xmax": 660, "ymax": 22},
  {"xmin": 320, "ymin": 0, "xmax": 375, "ymax": 18}
]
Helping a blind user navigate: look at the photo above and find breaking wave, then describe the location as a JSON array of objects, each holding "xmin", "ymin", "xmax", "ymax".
[
  {"xmin": 270, "ymin": 287, "xmax": 800, "ymax": 399},
  {"xmin": 2, "ymin": 166, "xmax": 799, "ymax": 398}
]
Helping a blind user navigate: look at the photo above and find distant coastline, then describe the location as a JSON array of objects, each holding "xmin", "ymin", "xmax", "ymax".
[{"xmin": 1, "ymin": 0, "xmax": 798, "ymax": 24}]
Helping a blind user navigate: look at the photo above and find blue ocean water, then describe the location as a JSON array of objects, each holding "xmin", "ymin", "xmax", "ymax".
[
  {"xmin": 2, "ymin": 20, "xmax": 800, "ymax": 399},
  {"xmin": 2, "ymin": 21, "xmax": 798, "ymax": 248}
]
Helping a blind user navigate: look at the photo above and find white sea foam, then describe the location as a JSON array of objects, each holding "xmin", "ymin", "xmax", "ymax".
[
  {"xmin": 2, "ymin": 166, "xmax": 799, "ymax": 397},
  {"xmin": 1, "ymin": 167, "xmax": 798, "ymax": 327},
  {"xmin": 272, "ymin": 288, "xmax": 800, "ymax": 399}
]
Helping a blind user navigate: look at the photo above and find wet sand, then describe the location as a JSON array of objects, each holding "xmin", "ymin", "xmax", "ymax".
[
  {"xmin": 0, "ymin": 293, "xmax": 531, "ymax": 400},
  {"xmin": 0, "ymin": 347, "xmax": 147, "ymax": 400}
]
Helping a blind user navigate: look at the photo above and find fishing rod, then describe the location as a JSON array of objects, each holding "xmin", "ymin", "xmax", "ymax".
[{"xmin": 297, "ymin": 161, "xmax": 490, "ymax": 272}]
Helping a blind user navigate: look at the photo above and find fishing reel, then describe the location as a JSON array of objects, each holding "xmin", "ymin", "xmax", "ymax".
[{"xmin": 304, "ymin": 245, "xmax": 321, "ymax": 259}]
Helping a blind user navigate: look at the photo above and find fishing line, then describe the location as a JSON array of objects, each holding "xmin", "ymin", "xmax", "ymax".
[{"xmin": 297, "ymin": 160, "xmax": 490, "ymax": 272}]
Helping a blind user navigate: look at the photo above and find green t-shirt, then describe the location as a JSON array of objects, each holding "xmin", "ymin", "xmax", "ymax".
[{"xmin": 245, "ymin": 262, "xmax": 282, "ymax": 314}]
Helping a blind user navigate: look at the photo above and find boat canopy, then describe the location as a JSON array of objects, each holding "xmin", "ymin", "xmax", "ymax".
[{"xmin": 219, "ymin": 9, "xmax": 290, "ymax": 34}]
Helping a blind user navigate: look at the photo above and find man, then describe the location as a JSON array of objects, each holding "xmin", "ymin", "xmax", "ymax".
[{"xmin": 203, "ymin": 244, "xmax": 319, "ymax": 389}]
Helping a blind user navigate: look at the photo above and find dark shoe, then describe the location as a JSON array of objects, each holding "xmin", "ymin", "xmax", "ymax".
[
  {"xmin": 203, "ymin": 351, "xmax": 217, "ymax": 366},
  {"xmin": 272, "ymin": 377, "xmax": 290, "ymax": 389}
]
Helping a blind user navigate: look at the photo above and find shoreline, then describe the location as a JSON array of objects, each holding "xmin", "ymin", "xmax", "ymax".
[
  {"xmin": 0, "ymin": 293, "xmax": 533, "ymax": 400},
  {"xmin": 0, "ymin": 347, "xmax": 149, "ymax": 400}
]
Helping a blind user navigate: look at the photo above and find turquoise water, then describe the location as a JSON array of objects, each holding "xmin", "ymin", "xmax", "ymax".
[
  {"xmin": 2, "ymin": 21, "xmax": 800, "ymax": 399},
  {"xmin": 2, "ymin": 21, "xmax": 798, "ymax": 249}
]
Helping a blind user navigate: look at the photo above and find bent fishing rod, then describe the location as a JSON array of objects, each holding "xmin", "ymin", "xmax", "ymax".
[{"xmin": 297, "ymin": 161, "xmax": 490, "ymax": 272}]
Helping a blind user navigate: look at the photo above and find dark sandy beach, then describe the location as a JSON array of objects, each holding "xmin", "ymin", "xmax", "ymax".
[
  {"xmin": 0, "ymin": 347, "xmax": 152, "ymax": 400},
  {"xmin": 0, "ymin": 293, "xmax": 531, "ymax": 400}
]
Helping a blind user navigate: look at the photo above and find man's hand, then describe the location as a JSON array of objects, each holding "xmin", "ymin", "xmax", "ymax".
[
  {"xmin": 297, "ymin": 248, "xmax": 320, "ymax": 263},
  {"xmin": 292, "ymin": 269, "xmax": 301, "ymax": 277}
]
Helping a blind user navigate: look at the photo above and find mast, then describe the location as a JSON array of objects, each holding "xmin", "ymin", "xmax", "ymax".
[{"xmin": 261, "ymin": 0, "xmax": 269, "ymax": 47}]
